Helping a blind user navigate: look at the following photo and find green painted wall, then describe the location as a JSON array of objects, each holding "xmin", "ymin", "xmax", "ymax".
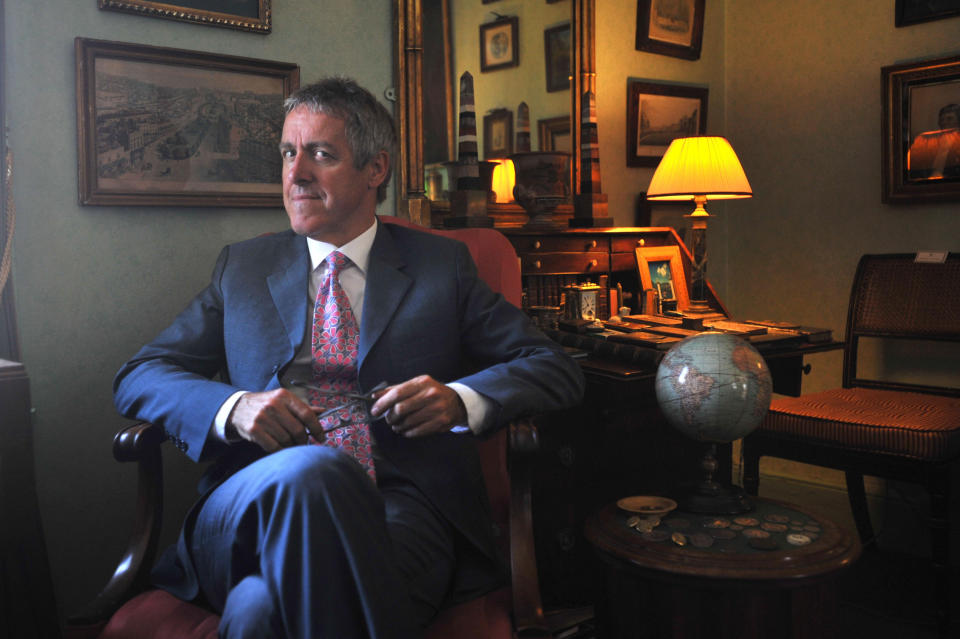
[{"xmin": 4, "ymin": 0, "xmax": 394, "ymax": 618}]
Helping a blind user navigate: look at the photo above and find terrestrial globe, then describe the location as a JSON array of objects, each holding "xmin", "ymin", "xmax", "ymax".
[{"xmin": 654, "ymin": 331, "xmax": 773, "ymax": 513}]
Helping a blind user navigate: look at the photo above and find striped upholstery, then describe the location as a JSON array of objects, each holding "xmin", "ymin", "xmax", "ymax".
[{"xmin": 765, "ymin": 388, "xmax": 960, "ymax": 461}]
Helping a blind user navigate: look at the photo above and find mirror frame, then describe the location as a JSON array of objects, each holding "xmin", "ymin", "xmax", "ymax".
[{"xmin": 394, "ymin": 0, "xmax": 596, "ymax": 226}]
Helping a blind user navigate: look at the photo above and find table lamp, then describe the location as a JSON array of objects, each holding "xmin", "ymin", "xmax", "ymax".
[{"xmin": 646, "ymin": 136, "xmax": 752, "ymax": 313}]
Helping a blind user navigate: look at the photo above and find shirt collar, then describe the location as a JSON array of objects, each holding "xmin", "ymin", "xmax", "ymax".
[{"xmin": 306, "ymin": 219, "xmax": 378, "ymax": 275}]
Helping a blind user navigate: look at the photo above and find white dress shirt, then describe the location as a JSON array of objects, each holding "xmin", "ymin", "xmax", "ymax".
[{"xmin": 212, "ymin": 219, "xmax": 491, "ymax": 441}]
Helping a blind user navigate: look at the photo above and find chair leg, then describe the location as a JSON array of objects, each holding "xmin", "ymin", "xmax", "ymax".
[
  {"xmin": 843, "ymin": 471, "xmax": 875, "ymax": 545},
  {"xmin": 926, "ymin": 466, "xmax": 952, "ymax": 639},
  {"xmin": 741, "ymin": 437, "xmax": 760, "ymax": 497}
]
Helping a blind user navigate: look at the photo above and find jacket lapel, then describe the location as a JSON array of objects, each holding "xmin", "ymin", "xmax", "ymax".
[
  {"xmin": 359, "ymin": 222, "xmax": 412, "ymax": 366},
  {"xmin": 267, "ymin": 234, "xmax": 311, "ymax": 356}
]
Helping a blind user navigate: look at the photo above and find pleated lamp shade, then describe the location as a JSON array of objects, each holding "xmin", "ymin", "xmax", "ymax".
[{"xmin": 646, "ymin": 136, "xmax": 752, "ymax": 208}]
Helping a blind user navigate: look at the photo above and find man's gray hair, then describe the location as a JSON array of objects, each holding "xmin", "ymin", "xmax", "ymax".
[{"xmin": 284, "ymin": 77, "xmax": 397, "ymax": 203}]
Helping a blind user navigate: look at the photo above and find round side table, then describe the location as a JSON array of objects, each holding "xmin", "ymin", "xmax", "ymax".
[{"xmin": 584, "ymin": 497, "xmax": 861, "ymax": 639}]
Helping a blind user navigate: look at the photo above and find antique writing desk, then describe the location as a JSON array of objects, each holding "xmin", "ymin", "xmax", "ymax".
[{"xmin": 493, "ymin": 225, "xmax": 842, "ymax": 609}]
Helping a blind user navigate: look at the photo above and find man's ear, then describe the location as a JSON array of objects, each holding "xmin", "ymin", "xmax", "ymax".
[{"xmin": 367, "ymin": 150, "xmax": 390, "ymax": 189}]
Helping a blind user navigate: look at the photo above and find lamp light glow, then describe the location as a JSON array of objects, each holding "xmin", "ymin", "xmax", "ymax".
[
  {"xmin": 646, "ymin": 136, "xmax": 752, "ymax": 313},
  {"xmin": 491, "ymin": 159, "xmax": 516, "ymax": 203}
]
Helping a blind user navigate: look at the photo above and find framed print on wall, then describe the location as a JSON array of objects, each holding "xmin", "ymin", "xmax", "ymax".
[
  {"xmin": 483, "ymin": 108, "xmax": 514, "ymax": 159},
  {"xmin": 544, "ymin": 23, "xmax": 571, "ymax": 93},
  {"xmin": 98, "ymin": 0, "xmax": 272, "ymax": 33},
  {"xmin": 635, "ymin": 245, "xmax": 690, "ymax": 312},
  {"xmin": 480, "ymin": 16, "xmax": 519, "ymax": 72},
  {"xmin": 635, "ymin": 0, "xmax": 705, "ymax": 61},
  {"xmin": 75, "ymin": 37, "xmax": 299, "ymax": 207},
  {"xmin": 882, "ymin": 53, "xmax": 960, "ymax": 203},
  {"xmin": 627, "ymin": 81, "xmax": 708, "ymax": 167},
  {"xmin": 895, "ymin": 0, "xmax": 960, "ymax": 26},
  {"xmin": 538, "ymin": 116, "xmax": 571, "ymax": 152}
]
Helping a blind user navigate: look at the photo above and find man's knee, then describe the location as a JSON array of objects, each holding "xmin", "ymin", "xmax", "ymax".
[
  {"xmin": 219, "ymin": 575, "xmax": 279, "ymax": 639},
  {"xmin": 259, "ymin": 446, "xmax": 373, "ymax": 503}
]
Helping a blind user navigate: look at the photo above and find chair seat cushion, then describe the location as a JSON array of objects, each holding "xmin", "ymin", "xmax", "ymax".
[
  {"xmin": 96, "ymin": 586, "xmax": 513, "ymax": 639},
  {"xmin": 762, "ymin": 387, "xmax": 960, "ymax": 461}
]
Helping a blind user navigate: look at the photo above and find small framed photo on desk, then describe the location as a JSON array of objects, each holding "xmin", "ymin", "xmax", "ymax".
[{"xmin": 636, "ymin": 245, "xmax": 689, "ymax": 313}]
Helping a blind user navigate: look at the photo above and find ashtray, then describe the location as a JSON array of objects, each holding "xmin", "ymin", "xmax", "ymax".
[{"xmin": 616, "ymin": 496, "xmax": 678, "ymax": 517}]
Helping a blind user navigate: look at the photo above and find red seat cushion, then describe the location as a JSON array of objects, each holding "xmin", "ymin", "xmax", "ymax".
[
  {"xmin": 95, "ymin": 586, "xmax": 513, "ymax": 639},
  {"xmin": 762, "ymin": 387, "xmax": 960, "ymax": 461}
]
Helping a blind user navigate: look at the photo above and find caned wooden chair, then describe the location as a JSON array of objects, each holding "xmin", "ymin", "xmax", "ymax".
[{"xmin": 742, "ymin": 252, "xmax": 960, "ymax": 638}]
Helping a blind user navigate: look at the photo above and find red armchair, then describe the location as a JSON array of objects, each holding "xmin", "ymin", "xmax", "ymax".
[{"xmin": 66, "ymin": 217, "xmax": 550, "ymax": 639}]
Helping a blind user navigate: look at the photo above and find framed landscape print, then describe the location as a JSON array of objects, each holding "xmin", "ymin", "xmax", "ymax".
[
  {"xmin": 480, "ymin": 16, "xmax": 519, "ymax": 72},
  {"xmin": 882, "ymin": 53, "xmax": 960, "ymax": 203},
  {"xmin": 627, "ymin": 81, "xmax": 708, "ymax": 167},
  {"xmin": 635, "ymin": 0, "xmax": 705, "ymax": 60},
  {"xmin": 75, "ymin": 38, "xmax": 299, "ymax": 207},
  {"xmin": 98, "ymin": 0, "xmax": 272, "ymax": 33}
]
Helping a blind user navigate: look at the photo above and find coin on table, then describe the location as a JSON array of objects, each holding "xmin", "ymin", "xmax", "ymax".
[
  {"xmin": 689, "ymin": 533, "xmax": 714, "ymax": 548},
  {"xmin": 762, "ymin": 522, "xmax": 788, "ymax": 532},
  {"xmin": 671, "ymin": 532, "xmax": 688, "ymax": 546},
  {"xmin": 765, "ymin": 514, "xmax": 790, "ymax": 523},
  {"xmin": 734, "ymin": 517, "xmax": 760, "ymax": 527},
  {"xmin": 709, "ymin": 529, "xmax": 737, "ymax": 539},
  {"xmin": 642, "ymin": 530, "xmax": 670, "ymax": 542},
  {"xmin": 742, "ymin": 528, "xmax": 770, "ymax": 539},
  {"xmin": 749, "ymin": 537, "xmax": 779, "ymax": 550},
  {"xmin": 703, "ymin": 518, "xmax": 730, "ymax": 528},
  {"xmin": 786, "ymin": 533, "xmax": 812, "ymax": 546}
]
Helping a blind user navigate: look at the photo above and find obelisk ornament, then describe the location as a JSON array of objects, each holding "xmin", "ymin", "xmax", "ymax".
[
  {"xmin": 572, "ymin": 89, "xmax": 613, "ymax": 227},
  {"xmin": 516, "ymin": 102, "xmax": 531, "ymax": 153},
  {"xmin": 455, "ymin": 71, "xmax": 481, "ymax": 190}
]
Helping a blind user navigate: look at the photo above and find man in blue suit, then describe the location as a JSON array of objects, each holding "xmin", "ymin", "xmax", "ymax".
[{"xmin": 113, "ymin": 77, "xmax": 585, "ymax": 639}]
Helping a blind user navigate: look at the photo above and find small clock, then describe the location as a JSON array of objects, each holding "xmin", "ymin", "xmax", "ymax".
[{"xmin": 562, "ymin": 282, "xmax": 601, "ymax": 321}]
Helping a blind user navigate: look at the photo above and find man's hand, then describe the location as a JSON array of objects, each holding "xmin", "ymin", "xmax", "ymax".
[
  {"xmin": 369, "ymin": 375, "xmax": 467, "ymax": 437},
  {"xmin": 228, "ymin": 389, "xmax": 318, "ymax": 452}
]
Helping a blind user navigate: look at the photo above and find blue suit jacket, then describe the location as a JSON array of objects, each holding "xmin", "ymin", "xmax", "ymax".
[{"xmin": 114, "ymin": 220, "xmax": 585, "ymax": 600}]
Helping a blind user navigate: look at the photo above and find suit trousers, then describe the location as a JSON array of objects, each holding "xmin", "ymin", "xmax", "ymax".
[{"xmin": 185, "ymin": 445, "xmax": 457, "ymax": 639}]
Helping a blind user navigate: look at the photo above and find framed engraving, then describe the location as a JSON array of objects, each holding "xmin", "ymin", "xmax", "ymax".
[
  {"xmin": 483, "ymin": 108, "xmax": 514, "ymax": 159},
  {"xmin": 98, "ymin": 0, "xmax": 272, "ymax": 33},
  {"xmin": 635, "ymin": 0, "xmax": 705, "ymax": 61},
  {"xmin": 480, "ymin": 16, "xmax": 519, "ymax": 72},
  {"xmin": 75, "ymin": 38, "xmax": 299, "ymax": 207},
  {"xmin": 627, "ymin": 80, "xmax": 707, "ymax": 167}
]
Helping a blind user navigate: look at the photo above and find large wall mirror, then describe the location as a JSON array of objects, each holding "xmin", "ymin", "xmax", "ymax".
[{"xmin": 395, "ymin": 0, "xmax": 596, "ymax": 226}]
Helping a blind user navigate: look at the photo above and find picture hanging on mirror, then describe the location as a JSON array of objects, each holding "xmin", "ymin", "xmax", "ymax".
[
  {"xmin": 480, "ymin": 16, "xmax": 519, "ymax": 72},
  {"xmin": 626, "ymin": 80, "xmax": 707, "ymax": 167},
  {"xmin": 544, "ymin": 23, "xmax": 572, "ymax": 92},
  {"xmin": 483, "ymin": 109, "xmax": 514, "ymax": 159},
  {"xmin": 635, "ymin": 0, "xmax": 704, "ymax": 60}
]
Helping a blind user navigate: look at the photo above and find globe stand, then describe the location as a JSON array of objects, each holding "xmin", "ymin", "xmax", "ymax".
[{"xmin": 678, "ymin": 443, "xmax": 754, "ymax": 514}]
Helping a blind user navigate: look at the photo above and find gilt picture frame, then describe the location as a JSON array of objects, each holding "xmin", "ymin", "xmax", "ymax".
[
  {"xmin": 635, "ymin": 245, "xmax": 689, "ymax": 312},
  {"xmin": 544, "ymin": 23, "xmax": 571, "ymax": 93},
  {"xmin": 480, "ymin": 16, "xmax": 519, "ymax": 72},
  {"xmin": 635, "ymin": 0, "xmax": 705, "ymax": 61},
  {"xmin": 98, "ymin": 0, "xmax": 272, "ymax": 33},
  {"xmin": 881, "ymin": 53, "xmax": 960, "ymax": 203},
  {"xmin": 75, "ymin": 37, "xmax": 299, "ymax": 207},
  {"xmin": 538, "ymin": 116, "xmax": 571, "ymax": 152},
  {"xmin": 627, "ymin": 80, "xmax": 708, "ymax": 167}
]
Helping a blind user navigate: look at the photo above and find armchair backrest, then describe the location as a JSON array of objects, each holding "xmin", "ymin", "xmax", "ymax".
[{"xmin": 844, "ymin": 252, "xmax": 960, "ymax": 395}]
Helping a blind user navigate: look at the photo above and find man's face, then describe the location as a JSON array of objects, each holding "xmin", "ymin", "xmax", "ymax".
[
  {"xmin": 279, "ymin": 106, "xmax": 387, "ymax": 244},
  {"xmin": 939, "ymin": 110, "xmax": 960, "ymax": 130}
]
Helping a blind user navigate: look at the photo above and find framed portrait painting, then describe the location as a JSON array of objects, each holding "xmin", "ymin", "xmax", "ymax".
[
  {"xmin": 635, "ymin": 245, "xmax": 690, "ymax": 313},
  {"xmin": 627, "ymin": 81, "xmax": 708, "ymax": 167},
  {"xmin": 882, "ymin": 53, "xmax": 960, "ymax": 203},
  {"xmin": 635, "ymin": 0, "xmax": 705, "ymax": 61},
  {"xmin": 75, "ymin": 38, "xmax": 299, "ymax": 207},
  {"xmin": 544, "ymin": 23, "xmax": 571, "ymax": 93},
  {"xmin": 480, "ymin": 16, "xmax": 519, "ymax": 72},
  {"xmin": 98, "ymin": 0, "xmax": 272, "ymax": 33},
  {"xmin": 483, "ymin": 109, "xmax": 514, "ymax": 159}
]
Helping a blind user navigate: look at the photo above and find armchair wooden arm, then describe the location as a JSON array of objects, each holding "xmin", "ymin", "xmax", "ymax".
[{"xmin": 69, "ymin": 422, "xmax": 165, "ymax": 626}]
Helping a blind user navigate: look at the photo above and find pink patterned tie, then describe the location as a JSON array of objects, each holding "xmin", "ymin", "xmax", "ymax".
[{"xmin": 309, "ymin": 251, "xmax": 375, "ymax": 480}]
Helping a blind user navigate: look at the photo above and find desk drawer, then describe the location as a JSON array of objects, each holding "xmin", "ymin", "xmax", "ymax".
[
  {"xmin": 511, "ymin": 236, "xmax": 610, "ymax": 254},
  {"xmin": 520, "ymin": 252, "xmax": 608, "ymax": 275}
]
